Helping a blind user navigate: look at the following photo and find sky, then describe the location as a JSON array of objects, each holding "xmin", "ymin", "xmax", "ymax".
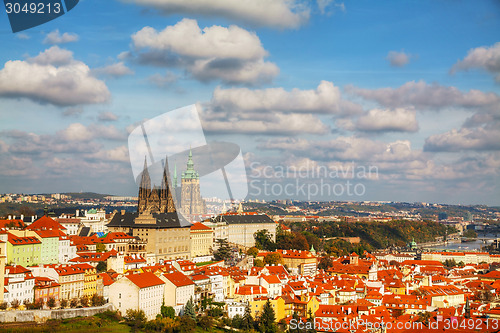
[{"xmin": 0, "ymin": 0, "xmax": 499, "ymax": 205}]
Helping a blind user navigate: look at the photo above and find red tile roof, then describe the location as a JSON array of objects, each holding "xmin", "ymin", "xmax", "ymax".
[
  {"xmin": 7, "ymin": 233, "xmax": 41, "ymax": 245},
  {"xmin": 0, "ymin": 219, "xmax": 25, "ymax": 229},
  {"xmin": 190, "ymin": 222, "xmax": 213, "ymax": 231},
  {"xmin": 163, "ymin": 271, "xmax": 195, "ymax": 287},
  {"xmin": 26, "ymin": 215, "xmax": 66, "ymax": 230},
  {"xmin": 127, "ymin": 272, "xmax": 165, "ymax": 289}
]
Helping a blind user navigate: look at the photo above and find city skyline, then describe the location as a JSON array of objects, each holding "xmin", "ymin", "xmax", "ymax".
[{"xmin": 0, "ymin": 0, "xmax": 499, "ymax": 205}]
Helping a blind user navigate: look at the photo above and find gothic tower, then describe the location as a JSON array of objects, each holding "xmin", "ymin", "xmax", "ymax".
[
  {"xmin": 180, "ymin": 149, "xmax": 206, "ymax": 216},
  {"xmin": 137, "ymin": 156, "xmax": 176, "ymax": 214}
]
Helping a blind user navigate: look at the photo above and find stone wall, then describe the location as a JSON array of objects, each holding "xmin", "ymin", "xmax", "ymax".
[{"xmin": 0, "ymin": 303, "xmax": 114, "ymax": 323}]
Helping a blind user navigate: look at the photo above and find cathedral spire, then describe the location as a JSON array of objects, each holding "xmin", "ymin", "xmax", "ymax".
[
  {"xmin": 140, "ymin": 156, "xmax": 151, "ymax": 190},
  {"xmin": 173, "ymin": 163, "xmax": 177, "ymax": 188}
]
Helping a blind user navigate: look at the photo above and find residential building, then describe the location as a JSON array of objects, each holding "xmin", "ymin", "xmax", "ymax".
[
  {"xmin": 6, "ymin": 233, "xmax": 42, "ymax": 266},
  {"xmin": 161, "ymin": 271, "xmax": 195, "ymax": 307},
  {"xmin": 3, "ymin": 265, "xmax": 35, "ymax": 306},
  {"xmin": 109, "ymin": 272, "xmax": 165, "ymax": 320}
]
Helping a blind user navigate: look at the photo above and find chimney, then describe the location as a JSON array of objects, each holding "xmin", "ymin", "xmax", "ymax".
[
  {"xmin": 8, "ymin": 215, "xmax": 11, "ymax": 220},
  {"xmin": 21, "ymin": 214, "xmax": 24, "ymax": 220},
  {"xmin": 76, "ymin": 210, "xmax": 79, "ymax": 217},
  {"xmin": 121, "ymin": 210, "xmax": 125, "ymax": 215}
]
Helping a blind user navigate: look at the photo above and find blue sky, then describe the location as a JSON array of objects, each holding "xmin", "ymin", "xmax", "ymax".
[{"xmin": 0, "ymin": 0, "xmax": 499, "ymax": 205}]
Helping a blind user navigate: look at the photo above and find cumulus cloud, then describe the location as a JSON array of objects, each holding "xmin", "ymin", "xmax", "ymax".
[
  {"xmin": 92, "ymin": 62, "xmax": 134, "ymax": 78},
  {"xmin": 386, "ymin": 50, "xmax": 411, "ymax": 67},
  {"xmin": 343, "ymin": 108, "xmax": 419, "ymax": 133},
  {"xmin": 202, "ymin": 113, "xmax": 329, "ymax": 135},
  {"xmin": 98, "ymin": 111, "xmax": 119, "ymax": 122},
  {"xmin": 119, "ymin": 0, "xmax": 309, "ymax": 29},
  {"xmin": 129, "ymin": 19, "xmax": 279, "ymax": 84},
  {"xmin": 43, "ymin": 29, "xmax": 79, "ymax": 44},
  {"xmin": 0, "ymin": 46, "xmax": 110, "ymax": 106},
  {"xmin": 347, "ymin": 80, "xmax": 500, "ymax": 110},
  {"xmin": 451, "ymin": 42, "xmax": 500, "ymax": 82},
  {"xmin": 424, "ymin": 125, "xmax": 500, "ymax": 152},
  {"xmin": 148, "ymin": 71, "xmax": 178, "ymax": 88},
  {"xmin": 205, "ymin": 81, "xmax": 362, "ymax": 115}
]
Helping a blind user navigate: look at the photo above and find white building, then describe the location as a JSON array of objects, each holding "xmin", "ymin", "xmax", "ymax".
[
  {"xmin": 109, "ymin": 272, "xmax": 165, "ymax": 320},
  {"xmin": 226, "ymin": 301, "xmax": 247, "ymax": 319},
  {"xmin": 161, "ymin": 271, "xmax": 195, "ymax": 307},
  {"xmin": 3, "ymin": 265, "xmax": 35, "ymax": 306},
  {"xmin": 80, "ymin": 209, "xmax": 108, "ymax": 234}
]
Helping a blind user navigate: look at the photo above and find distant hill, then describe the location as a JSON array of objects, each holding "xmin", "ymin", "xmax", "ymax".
[{"xmin": 63, "ymin": 192, "xmax": 110, "ymax": 200}]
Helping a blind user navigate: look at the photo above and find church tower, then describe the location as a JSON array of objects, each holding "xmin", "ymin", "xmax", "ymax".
[
  {"xmin": 137, "ymin": 156, "xmax": 176, "ymax": 214},
  {"xmin": 180, "ymin": 149, "xmax": 206, "ymax": 216}
]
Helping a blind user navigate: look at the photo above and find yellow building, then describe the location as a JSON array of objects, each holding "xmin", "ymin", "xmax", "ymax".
[
  {"xmin": 249, "ymin": 296, "xmax": 286, "ymax": 321},
  {"xmin": 107, "ymin": 211, "xmax": 191, "ymax": 261},
  {"xmin": 75, "ymin": 263, "xmax": 98, "ymax": 297},
  {"xmin": 190, "ymin": 222, "xmax": 213, "ymax": 258}
]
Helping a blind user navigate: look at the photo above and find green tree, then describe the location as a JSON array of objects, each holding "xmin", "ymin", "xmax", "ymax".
[
  {"xmin": 70, "ymin": 298, "xmax": 78, "ymax": 308},
  {"xmin": 254, "ymin": 258, "xmax": 265, "ymax": 267},
  {"xmin": 247, "ymin": 247, "xmax": 259, "ymax": 258},
  {"xmin": 463, "ymin": 229, "xmax": 477, "ymax": 239},
  {"xmin": 254, "ymin": 229, "xmax": 276, "ymax": 251},
  {"xmin": 264, "ymin": 252, "xmax": 283, "ymax": 265},
  {"xmin": 161, "ymin": 302, "xmax": 176, "ymax": 318},
  {"xmin": 444, "ymin": 259, "xmax": 457, "ymax": 268},
  {"xmin": 177, "ymin": 316, "xmax": 196, "ymax": 333},
  {"xmin": 242, "ymin": 304, "xmax": 254, "ymax": 331},
  {"xmin": 258, "ymin": 300, "xmax": 276, "ymax": 333},
  {"xmin": 10, "ymin": 299, "xmax": 19, "ymax": 309},
  {"xmin": 184, "ymin": 297, "xmax": 197, "ymax": 322},
  {"xmin": 96, "ymin": 261, "xmax": 107, "ymax": 272},
  {"xmin": 91, "ymin": 294, "xmax": 106, "ymax": 306},
  {"xmin": 125, "ymin": 309, "xmax": 147, "ymax": 332},
  {"xmin": 213, "ymin": 238, "xmax": 232, "ymax": 262},
  {"xmin": 231, "ymin": 314, "xmax": 243, "ymax": 329}
]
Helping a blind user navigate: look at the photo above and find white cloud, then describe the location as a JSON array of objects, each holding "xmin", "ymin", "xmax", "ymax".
[
  {"xmin": 351, "ymin": 108, "xmax": 419, "ymax": 132},
  {"xmin": 451, "ymin": 42, "xmax": 500, "ymax": 82},
  {"xmin": 424, "ymin": 126, "xmax": 500, "ymax": 152},
  {"xmin": 43, "ymin": 29, "xmax": 79, "ymax": 44},
  {"xmin": 92, "ymin": 62, "xmax": 134, "ymax": 78},
  {"xmin": 0, "ymin": 47, "xmax": 110, "ymax": 106},
  {"xmin": 347, "ymin": 80, "xmax": 500, "ymax": 110},
  {"xmin": 201, "ymin": 113, "xmax": 329, "ymax": 135},
  {"xmin": 206, "ymin": 81, "xmax": 362, "ymax": 115},
  {"xmin": 130, "ymin": 19, "xmax": 279, "ymax": 84},
  {"xmin": 317, "ymin": 0, "xmax": 344, "ymax": 14},
  {"xmin": 119, "ymin": 0, "xmax": 309, "ymax": 29},
  {"xmin": 148, "ymin": 71, "xmax": 178, "ymax": 88},
  {"xmin": 386, "ymin": 50, "xmax": 411, "ymax": 67},
  {"xmin": 98, "ymin": 111, "xmax": 119, "ymax": 122},
  {"xmin": 16, "ymin": 33, "xmax": 30, "ymax": 40}
]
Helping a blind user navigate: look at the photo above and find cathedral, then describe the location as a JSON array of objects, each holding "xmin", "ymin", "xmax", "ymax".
[
  {"xmin": 137, "ymin": 157, "xmax": 176, "ymax": 214},
  {"xmin": 137, "ymin": 149, "xmax": 206, "ymax": 218}
]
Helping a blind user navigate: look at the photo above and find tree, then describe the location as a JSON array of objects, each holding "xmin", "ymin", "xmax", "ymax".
[
  {"xmin": 126, "ymin": 309, "xmax": 147, "ymax": 332},
  {"xmin": 254, "ymin": 259, "xmax": 265, "ymax": 267},
  {"xmin": 213, "ymin": 238, "xmax": 232, "ymax": 262},
  {"xmin": 60, "ymin": 299, "xmax": 68, "ymax": 308},
  {"xmin": 242, "ymin": 304, "xmax": 254, "ymax": 331},
  {"xmin": 199, "ymin": 315, "xmax": 214, "ymax": 331},
  {"xmin": 178, "ymin": 316, "xmax": 196, "ymax": 333},
  {"xmin": 264, "ymin": 252, "xmax": 283, "ymax": 266},
  {"xmin": 161, "ymin": 302, "xmax": 176, "ymax": 319},
  {"xmin": 463, "ymin": 229, "xmax": 477, "ymax": 239},
  {"xmin": 96, "ymin": 261, "xmax": 107, "ymax": 272},
  {"xmin": 254, "ymin": 229, "xmax": 276, "ymax": 251},
  {"xmin": 70, "ymin": 298, "xmax": 78, "ymax": 308},
  {"xmin": 10, "ymin": 299, "xmax": 19, "ymax": 309},
  {"xmin": 80, "ymin": 295, "xmax": 89, "ymax": 307},
  {"xmin": 444, "ymin": 259, "xmax": 457, "ymax": 268},
  {"xmin": 258, "ymin": 300, "xmax": 276, "ymax": 333},
  {"xmin": 91, "ymin": 294, "xmax": 106, "ymax": 306},
  {"xmin": 96, "ymin": 243, "xmax": 106, "ymax": 253},
  {"xmin": 184, "ymin": 297, "xmax": 196, "ymax": 322},
  {"xmin": 47, "ymin": 297, "xmax": 56, "ymax": 309},
  {"xmin": 318, "ymin": 256, "xmax": 333, "ymax": 270},
  {"xmin": 231, "ymin": 314, "xmax": 243, "ymax": 329},
  {"xmin": 0, "ymin": 302, "xmax": 7, "ymax": 310},
  {"xmin": 247, "ymin": 247, "xmax": 259, "ymax": 258}
]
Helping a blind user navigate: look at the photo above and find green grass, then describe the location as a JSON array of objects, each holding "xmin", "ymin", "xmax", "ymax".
[
  {"xmin": 0, "ymin": 316, "xmax": 130, "ymax": 333},
  {"xmin": 195, "ymin": 261, "xmax": 216, "ymax": 266}
]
